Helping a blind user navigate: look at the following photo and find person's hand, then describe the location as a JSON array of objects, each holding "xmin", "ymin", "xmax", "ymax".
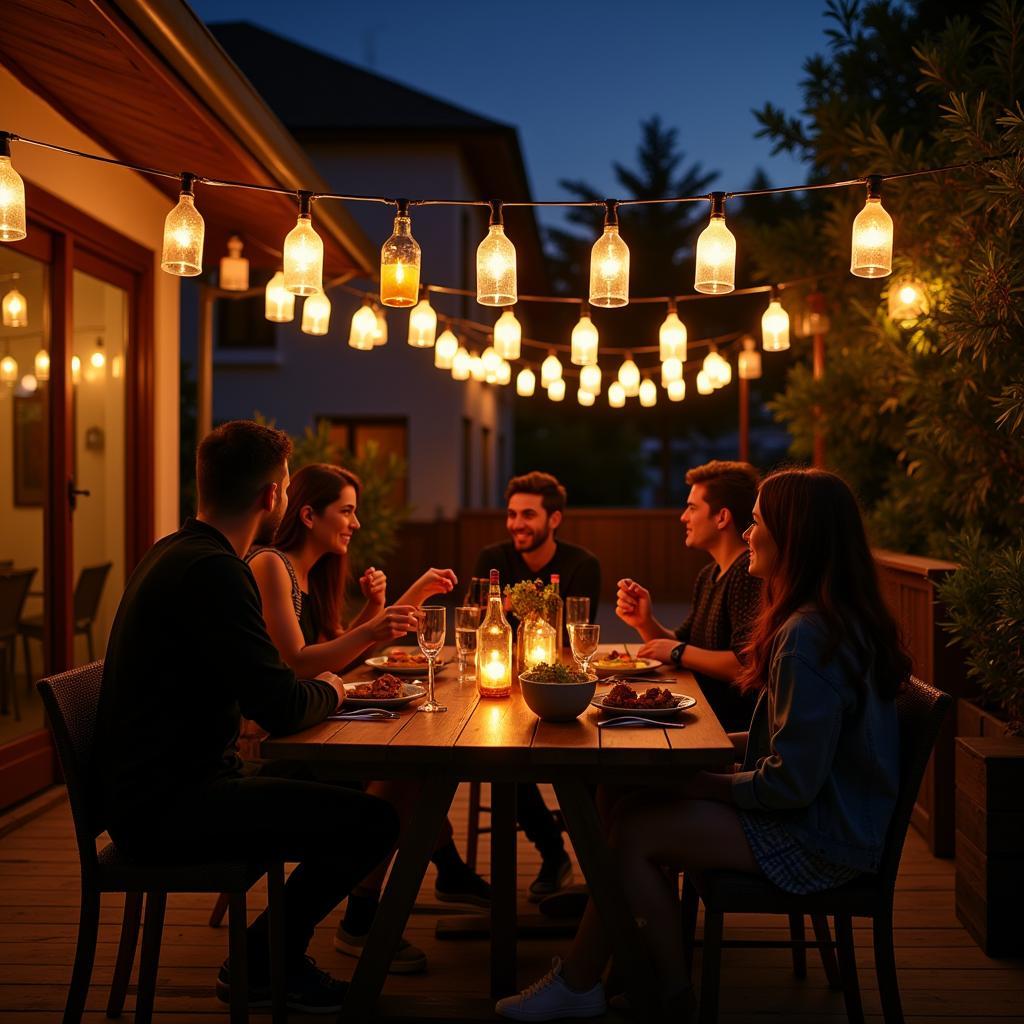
[
  {"xmin": 616, "ymin": 578, "xmax": 653, "ymax": 631},
  {"xmin": 315, "ymin": 670, "xmax": 346, "ymax": 707},
  {"xmin": 368, "ymin": 604, "xmax": 419, "ymax": 642},
  {"xmin": 638, "ymin": 638, "xmax": 679, "ymax": 663},
  {"xmin": 359, "ymin": 566, "xmax": 387, "ymax": 610},
  {"xmin": 412, "ymin": 567, "xmax": 457, "ymax": 603}
]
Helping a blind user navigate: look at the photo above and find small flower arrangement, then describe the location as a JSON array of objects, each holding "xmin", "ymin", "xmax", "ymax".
[
  {"xmin": 505, "ymin": 578, "xmax": 560, "ymax": 621},
  {"xmin": 521, "ymin": 662, "xmax": 589, "ymax": 685}
]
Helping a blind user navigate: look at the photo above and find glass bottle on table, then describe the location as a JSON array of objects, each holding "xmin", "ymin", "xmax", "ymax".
[{"xmin": 476, "ymin": 569, "xmax": 512, "ymax": 698}]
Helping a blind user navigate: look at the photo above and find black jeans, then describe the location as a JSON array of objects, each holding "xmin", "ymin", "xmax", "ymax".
[
  {"xmin": 110, "ymin": 760, "xmax": 399, "ymax": 975},
  {"xmin": 516, "ymin": 781, "xmax": 564, "ymax": 862}
]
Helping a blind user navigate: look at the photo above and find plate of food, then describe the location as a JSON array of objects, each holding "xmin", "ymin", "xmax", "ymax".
[
  {"xmin": 589, "ymin": 649, "xmax": 662, "ymax": 678},
  {"xmin": 365, "ymin": 649, "xmax": 446, "ymax": 674},
  {"xmin": 343, "ymin": 674, "xmax": 426, "ymax": 707},
  {"xmin": 591, "ymin": 681, "xmax": 696, "ymax": 717}
]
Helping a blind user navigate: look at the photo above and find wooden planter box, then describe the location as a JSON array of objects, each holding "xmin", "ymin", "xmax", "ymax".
[{"xmin": 955, "ymin": 735, "xmax": 1024, "ymax": 956}]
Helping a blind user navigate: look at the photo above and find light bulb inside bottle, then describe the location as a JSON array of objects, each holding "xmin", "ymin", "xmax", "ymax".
[
  {"xmin": 571, "ymin": 311, "xmax": 599, "ymax": 366},
  {"xmin": 408, "ymin": 297, "xmax": 437, "ymax": 347},
  {"xmin": 494, "ymin": 309, "xmax": 522, "ymax": 359},
  {"xmin": 301, "ymin": 290, "xmax": 331, "ymax": 336}
]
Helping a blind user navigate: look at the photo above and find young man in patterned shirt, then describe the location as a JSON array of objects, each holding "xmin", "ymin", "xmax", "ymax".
[{"xmin": 616, "ymin": 461, "xmax": 762, "ymax": 731}]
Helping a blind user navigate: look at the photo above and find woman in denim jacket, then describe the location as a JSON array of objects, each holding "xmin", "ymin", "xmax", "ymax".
[{"xmin": 497, "ymin": 468, "xmax": 910, "ymax": 1022}]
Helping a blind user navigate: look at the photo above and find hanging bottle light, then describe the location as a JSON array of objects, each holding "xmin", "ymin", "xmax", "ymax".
[
  {"xmin": 470, "ymin": 352, "xmax": 486, "ymax": 382},
  {"xmin": 89, "ymin": 337, "xmax": 106, "ymax": 372},
  {"xmin": 161, "ymin": 173, "xmax": 205, "ymax": 277},
  {"xmin": 516, "ymin": 366, "xmax": 536, "ymax": 396},
  {"xmin": 851, "ymin": 176, "xmax": 893, "ymax": 278},
  {"xmin": 660, "ymin": 357, "xmax": 683, "ymax": 388},
  {"xmin": 452, "ymin": 345, "xmax": 472, "ymax": 381},
  {"xmin": 738, "ymin": 335, "xmax": 763, "ymax": 379},
  {"xmin": 540, "ymin": 351, "xmax": 563, "ymax": 388},
  {"xmin": 283, "ymin": 192, "xmax": 324, "ymax": 295},
  {"xmin": 373, "ymin": 305, "xmax": 388, "ymax": 346},
  {"xmin": 264, "ymin": 270, "xmax": 295, "ymax": 323},
  {"xmin": 618, "ymin": 355, "xmax": 640, "ymax": 397},
  {"xmin": 380, "ymin": 199, "xmax": 420, "ymax": 306},
  {"xmin": 794, "ymin": 289, "xmax": 831, "ymax": 338},
  {"xmin": 434, "ymin": 325, "xmax": 458, "ymax": 369},
  {"xmin": 0, "ymin": 351, "xmax": 17, "ymax": 385},
  {"xmin": 696, "ymin": 369, "xmax": 714, "ymax": 395},
  {"xmin": 0, "ymin": 134, "xmax": 27, "ymax": 241},
  {"xmin": 547, "ymin": 378, "xmax": 566, "ymax": 402},
  {"xmin": 608, "ymin": 380, "xmax": 626, "ymax": 407},
  {"xmin": 494, "ymin": 309, "xmax": 522, "ymax": 360},
  {"xmin": 497, "ymin": 359, "xmax": 512, "ymax": 386},
  {"xmin": 477, "ymin": 201, "xmax": 517, "ymax": 306},
  {"xmin": 761, "ymin": 286, "xmax": 790, "ymax": 352},
  {"xmin": 34, "ymin": 347, "xmax": 49, "ymax": 382},
  {"xmin": 888, "ymin": 275, "xmax": 928, "ymax": 322},
  {"xmin": 570, "ymin": 307, "xmax": 599, "ymax": 365},
  {"xmin": 577, "ymin": 387, "xmax": 595, "ymax": 406},
  {"xmin": 71, "ymin": 355, "xmax": 81, "ymax": 384},
  {"xmin": 667, "ymin": 378, "xmax": 686, "ymax": 402},
  {"xmin": 694, "ymin": 192, "xmax": 735, "ymax": 295},
  {"xmin": 301, "ymin": 290, "xmax": 331, "ymax": 335},
  {"xmin": 639, "ymin": 378, "xmax": 657, "ymax": 407},
  {"xmin": 659, "ymin": 301, "xmax": 687, "ymax": 360},
  {"xmin": 703, "ymin": 348, "xmax": 731, "ymax": 388},
  {"xmin": 580, "ymin": 363, "xmax": 602, "ymax": 395},
  {"xmin": 482, "ymin": 346, "xmax": 502, "ymax": 382},
  {"xmin": 589, "ymin": 200, "xmax": 629, "ymax": 307},
  {"xmin": 219, "ymin": 235, "xmax": 249, "ymax": 291},
  {"xmin": 2, "ymin": 277, "xmax": 26, "ymax": 327},
  {"xmin": 349, "ymin": 300, "xmax": 378, "ymax": 350},
  {"xmin": 408, "ymin": 291, "xmax": 437, "ymax": 347},
  {"xmin": 19, "ymin": 373, "xmax": 37, "ymax": 394}
]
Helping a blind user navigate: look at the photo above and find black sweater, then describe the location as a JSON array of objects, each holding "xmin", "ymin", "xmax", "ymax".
[{"xmin": 95, "ymin": 518, "xmax": 337, "ymax": 825}]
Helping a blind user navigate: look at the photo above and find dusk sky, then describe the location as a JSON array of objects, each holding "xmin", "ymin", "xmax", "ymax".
[{"xmin": 190, "ymin": 0, "xmax": 835, "ymax": 226}]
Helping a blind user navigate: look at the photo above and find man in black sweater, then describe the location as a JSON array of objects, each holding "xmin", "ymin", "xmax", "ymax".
[
  {"xmin": 95, "ymin": 420, "xmax": 398, "ymax": 1013},
  {"xmin": 473, "ymin": 471, "xmax": 601, "ymax": 901}
]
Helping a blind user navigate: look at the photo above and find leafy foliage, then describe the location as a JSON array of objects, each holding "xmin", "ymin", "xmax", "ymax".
[{"xmin": 505, "ymin": 579, "xmax": 561, "ymax": 621}]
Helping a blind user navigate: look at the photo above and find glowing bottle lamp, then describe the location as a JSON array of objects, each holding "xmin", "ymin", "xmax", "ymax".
[
  {"xmin": 477, "ymin": 201, "xmax": 517, "ymax": 306},
  {"xmin": 477, "ymin": 570, "xmax": 512, "ymax": 698},
  {"xmin": 850, "ymin": 176, "xmax": 893, "ymax": 279},
  {"xmin": 283, "ymin": 192, "xmax": 324, "ymax": 296},
  {"xmin": 694, "ymin": 192, "xmax": 736, "ymax": 295},
  {"xmin": 523, "ymin": 615, "xmax": 557, "ymax": 671},
  {"xmin": 161, "ymin": 173, "xmax": 204, "ymax": 277},
  {"xmin": 589, "ymin": 200, "xmax": 629, "ymax": 307},
  {"xmin": 380, "ymin": 199, "xmax": 420, "ymax": 307}
]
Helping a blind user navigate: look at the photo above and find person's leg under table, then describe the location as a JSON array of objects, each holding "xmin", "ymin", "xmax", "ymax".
[{"xmin": 490, "ymin": 781, "xmax": 518, "ymax": 998}]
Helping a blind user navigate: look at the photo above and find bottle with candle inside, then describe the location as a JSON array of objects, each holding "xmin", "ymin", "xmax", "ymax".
[
  {"xmin": 476, "ymin": 569, "xmax": 512, "ymax": 698},
  {"xmin": 547, "ymin": 573, "xmax": 565, "ymax": 656}
]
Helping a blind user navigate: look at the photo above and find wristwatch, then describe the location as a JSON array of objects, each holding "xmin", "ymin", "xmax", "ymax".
[{"xmin": 670, "ymin": 642, "xmax": 687, "ymax": 666}]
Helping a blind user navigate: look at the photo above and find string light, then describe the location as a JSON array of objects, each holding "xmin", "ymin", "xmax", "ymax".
[
  {"xmin": 570, "ymin": 308, "xmax": 599, "ymax": 366},
  {"xmin": 608, "ymin": 381, "xmax": 626, "ymax": 407},
  {"xmin": 497, "ymin": 359, "xmax": 512, "ymax": 385},
  {"xmin": 283, "ymin": 192, "xmax": 324, "ymax": 295},
  {"xmin": 470, "ymin": 352, "xmax": 486, "ymax": 382},
  {"xmin": 888, "ymin": 275, "xmax": 928, "ymax": 322},
  {"xmin": 639, "ymin": 378, "xmax": 657, "ymax": 407},
  {"xmin": 434, "ymin": 326, "xmax": 458, "ymax": 368},
  {"xmin": 589, "ymin": 200, "xmax": 629, "ymax": 307},
  {"xmin": 577, "ymin": 387, "xmax": 595, "ymax": 406},
  {"xmin": 738, "ymin": 335, "xmax": 762, "ymax": 379},
  {"xmin": 667, "ymin": 378, "xmax": 686, "ymax": 401},
  {"xmin": 477, "ymin": 201, "xmax": 517, "ymax": 306},
  {"xmin": 850, "ymin": 176, "xmax": 893, "ymax": 279},
  {"xmin": 89, "ymin": 337, "xmax": 106, "ymax": 371},
  {"xmin": 2, "ymin": 279, "xmax": 26, "ymax": 327},
  {"xmin": 580, "ymin": 363, "xmax": 602, "ymax": 395},
  {"xmin": 373, "ymin": 306, "xmax": 388, "ymax": 346},
  {"xmin": 349, "ymin": 300, "xmax": 377, "ymax": 350},
  {"xmin": 452, "ymin": 345, "xmax": 471, "ymax": 380},
  {"xmin": 301, "ymin": 290, "xmax": 331, "ymax": 335},
  {"xmin": 71, "ymin": 354, "xmax": 81, "ymax": 384},
  {"xmin": 161, "ymin": 173, "xmax": 204, "ymax": 277},
  {"xmin": 541, "ymin": 351, "xmax": 563, "ymax": 387},
  {"xmin": 19, "ymin": 373, "xmax": 37, "ymax": 393},
  {"xmin": 34, "ymin": 348, "xmax": 49, "ymax": 382},
  {"xmin": 547, "ymin": 378, "xmax": 566, "ymax": 401},
  {"xmin": 516, "ymin": 366, "xmax": 536, "ymax": 396},
  {"xmin": 0, "ymin": 353, "xmax": 17, "ymax": 385},
  {"xmin": 408, "ymin": 292, "xmax": 437, "ymax": 347},
  {"xmin": 694, "ymin": 192, "xmax": 735, "ymax": 295},
  {"xmin": 482, "ymin": 346, "xmax": 502, "ymax": 382},
  {"xmin": 761, "ymin": 287, "xmax": 790, "ymax": 352},
  {"xmin": 659, "ymin": 302, "xmax": 687, "ymax": 360},
  {"xmin": 696, "ymin": 369, "xmax": 714, "ymax": 395},
  {"xmin": 660, "ymin": 357, "xmax": 683, "ymax": 387},
  {"xmin": 0, "ymin": 135, "xmax": 26, "ymax": 241},
  {"xmin": 494, "ymin": 309, "xmax": 522, "ymax": 360},
  {"xmin": 380, "ymin": 199, "xmax": 420, "ymax": 306},
  {"xmin": 618, "ymin": 355, "xmax": 640, "ymax": 398},
  {"xmin": 265, "ymin": 270, "xmax": 295, "ymax": 323},
  {"xmin": 218, "ymin": 235, "xmax": 249, "ymax": 291},
  {"xmin": 703, "ymin": 348, "xmax": 730, "ymax": 388}
]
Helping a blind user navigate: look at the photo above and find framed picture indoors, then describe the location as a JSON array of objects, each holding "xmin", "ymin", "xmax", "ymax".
[{"xmin": 13, "ymin": 392, "xmax": 45, "ymax": 507}]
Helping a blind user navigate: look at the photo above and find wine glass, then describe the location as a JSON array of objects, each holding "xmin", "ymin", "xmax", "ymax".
[
  {"xmin": 565, "ymin": 596, "xmax": 590, "ymax": 627},
  {"xmin": 417, "ymin": 605, "xmax": 447, "ymax": 713},
  {"xmin": 455, "ymin": 605, "xmax": 480, "ymax": 679},
  {"xmin": 568, "ymin": 622, "xmax": 600, "ymax": 676}
]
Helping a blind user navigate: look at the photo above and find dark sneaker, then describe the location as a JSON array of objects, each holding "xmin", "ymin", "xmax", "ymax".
[
  {"xmin": 216, "ymin": 955, "xmax": 348, "ymax": 1015},
  {"xmin": 434, "ymin": 865, "xmax": 492, "ymax": 908},
  {"xmin": 529, "ymin": 851, "xmax": 573, "ymax": 902},
  {"xmin": 334, "ymin": 922, "xmax": 428, "ymax": 974}
]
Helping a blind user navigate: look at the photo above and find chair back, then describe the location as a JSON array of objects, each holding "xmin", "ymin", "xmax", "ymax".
[
  {"xmin": 73, "ymin": 563, "xmax": 112, "ymax": 624},
  {"xmin": 0, "ymin": 569, "xmax": 36, "ymax": 637},
  {"xmin": 876, "ymin": 675, "xmax": 951, "ymax": 891},
  {"xmin": 36, "ymin": 662, "xmax": 106, "ymax": 871}
]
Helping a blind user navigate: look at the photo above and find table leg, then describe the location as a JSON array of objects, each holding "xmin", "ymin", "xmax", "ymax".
[
  {"xmin": 553, "ymin": 780, "xmax": 664, "ymax": 1023},
  {"xmin": 341, "ymin": 775, "xmax": 458, "ymax": 1023},
  {"xmin": 489, "ymin": 781, "xmax": 518, "ymax": 998}
]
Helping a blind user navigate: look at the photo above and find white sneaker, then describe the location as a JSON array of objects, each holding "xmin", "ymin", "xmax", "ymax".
[{"xmin": 495, "ymin": 958, "xmax": 606, "ymax": 1021}]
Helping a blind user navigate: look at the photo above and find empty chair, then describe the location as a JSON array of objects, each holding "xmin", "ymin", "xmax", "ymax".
[{"xmin": 0, "ymin": 568, "xmax": 36, "ymax": 719}]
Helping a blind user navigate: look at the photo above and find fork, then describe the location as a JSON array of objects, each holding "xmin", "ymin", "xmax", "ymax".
[
  {"xmin": 598, "ymin": 716, "xmax": 687, "ymax": 729},
  {"xmin": 330, "ymin": 708, "xmax": 400, "ymax": 721}
]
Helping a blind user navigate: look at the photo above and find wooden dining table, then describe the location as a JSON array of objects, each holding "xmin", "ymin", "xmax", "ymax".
[{"xmin": 262, "ymin": 648, "xmax": 735, "ymax": 1022}]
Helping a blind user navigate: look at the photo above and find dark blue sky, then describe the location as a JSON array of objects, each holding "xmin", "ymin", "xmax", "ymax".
[{"xmin": 191, "ymin": 0, "xmax": 833, "ymax": 225}]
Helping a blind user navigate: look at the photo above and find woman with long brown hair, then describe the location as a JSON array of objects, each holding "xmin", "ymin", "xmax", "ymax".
[
  {"xmin": 497, "ymin": 468, "xmax": 910, "ymax": 1021},
  {"xmin": 249, "ymin": 463, "xmax": 490, "ymax": 975}
]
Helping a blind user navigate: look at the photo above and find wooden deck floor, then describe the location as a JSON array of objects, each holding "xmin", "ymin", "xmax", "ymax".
[{"xmin": 0, "ymin": 784, "xmax": 1021, "ymax": 1023}]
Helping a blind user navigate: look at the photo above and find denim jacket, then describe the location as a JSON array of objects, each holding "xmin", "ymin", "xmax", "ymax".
[{"xmin": 731, "ymin": 611, "xmax": 900, "ymax": 873}]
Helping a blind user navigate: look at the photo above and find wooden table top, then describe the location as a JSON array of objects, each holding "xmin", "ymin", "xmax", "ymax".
[{"xmin": 263, "ymin": 647, "xmax": 735, "ymax": 780}]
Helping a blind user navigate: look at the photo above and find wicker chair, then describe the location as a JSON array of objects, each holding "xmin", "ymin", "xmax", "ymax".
[
  {"xmin": 685, "ymin": 676, "xmax": 952, "ymax": 1024},
  {"xmin": 37, "ymin": 661, "xmax": 287, "ymax": 1024}
]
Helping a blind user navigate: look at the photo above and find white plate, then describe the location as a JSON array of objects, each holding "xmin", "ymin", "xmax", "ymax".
[
  {"xmin": 589, "ymin": 657, "xmax": 662, "ymax": 679},
  {"xmin": 591, "ymin": 692, "xmax": 696, "ymax": 717},
  {"xmin": 343, "ymin": 681, "xmax": 427, "ymax": 707},
  {"xmin": 364, "ymin": 655, "xmax": 446, "ymax": 675}
]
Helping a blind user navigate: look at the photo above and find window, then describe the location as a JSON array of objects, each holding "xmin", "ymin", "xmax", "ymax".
[
  {"xmin": 215, "ymin": 291, "xmax": 275, "ymax": 349},
  {"xmin": 322, "ymin": 417, "xmax": 408, "ymax": 507}
]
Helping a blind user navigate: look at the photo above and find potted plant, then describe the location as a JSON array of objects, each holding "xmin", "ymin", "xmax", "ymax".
[{"xmin": 505, "ymin": 579, "xmax": 562, "ymax": 674}]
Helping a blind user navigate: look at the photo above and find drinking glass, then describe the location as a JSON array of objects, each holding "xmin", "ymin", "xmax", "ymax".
[
  {"xmin": 417, "ymin": 606, "xmax": 447, "ymax": 713},
  {"xmin": 565, "ymin": 596, "xmax": 591, "ymax": 627},
  {"xmin": 568, "ymin": 622, "xmax": 600, "ymax": 675},
  {"xmin": 455, "ymin": 605, "xmax": 481, "ymax": 679}
]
